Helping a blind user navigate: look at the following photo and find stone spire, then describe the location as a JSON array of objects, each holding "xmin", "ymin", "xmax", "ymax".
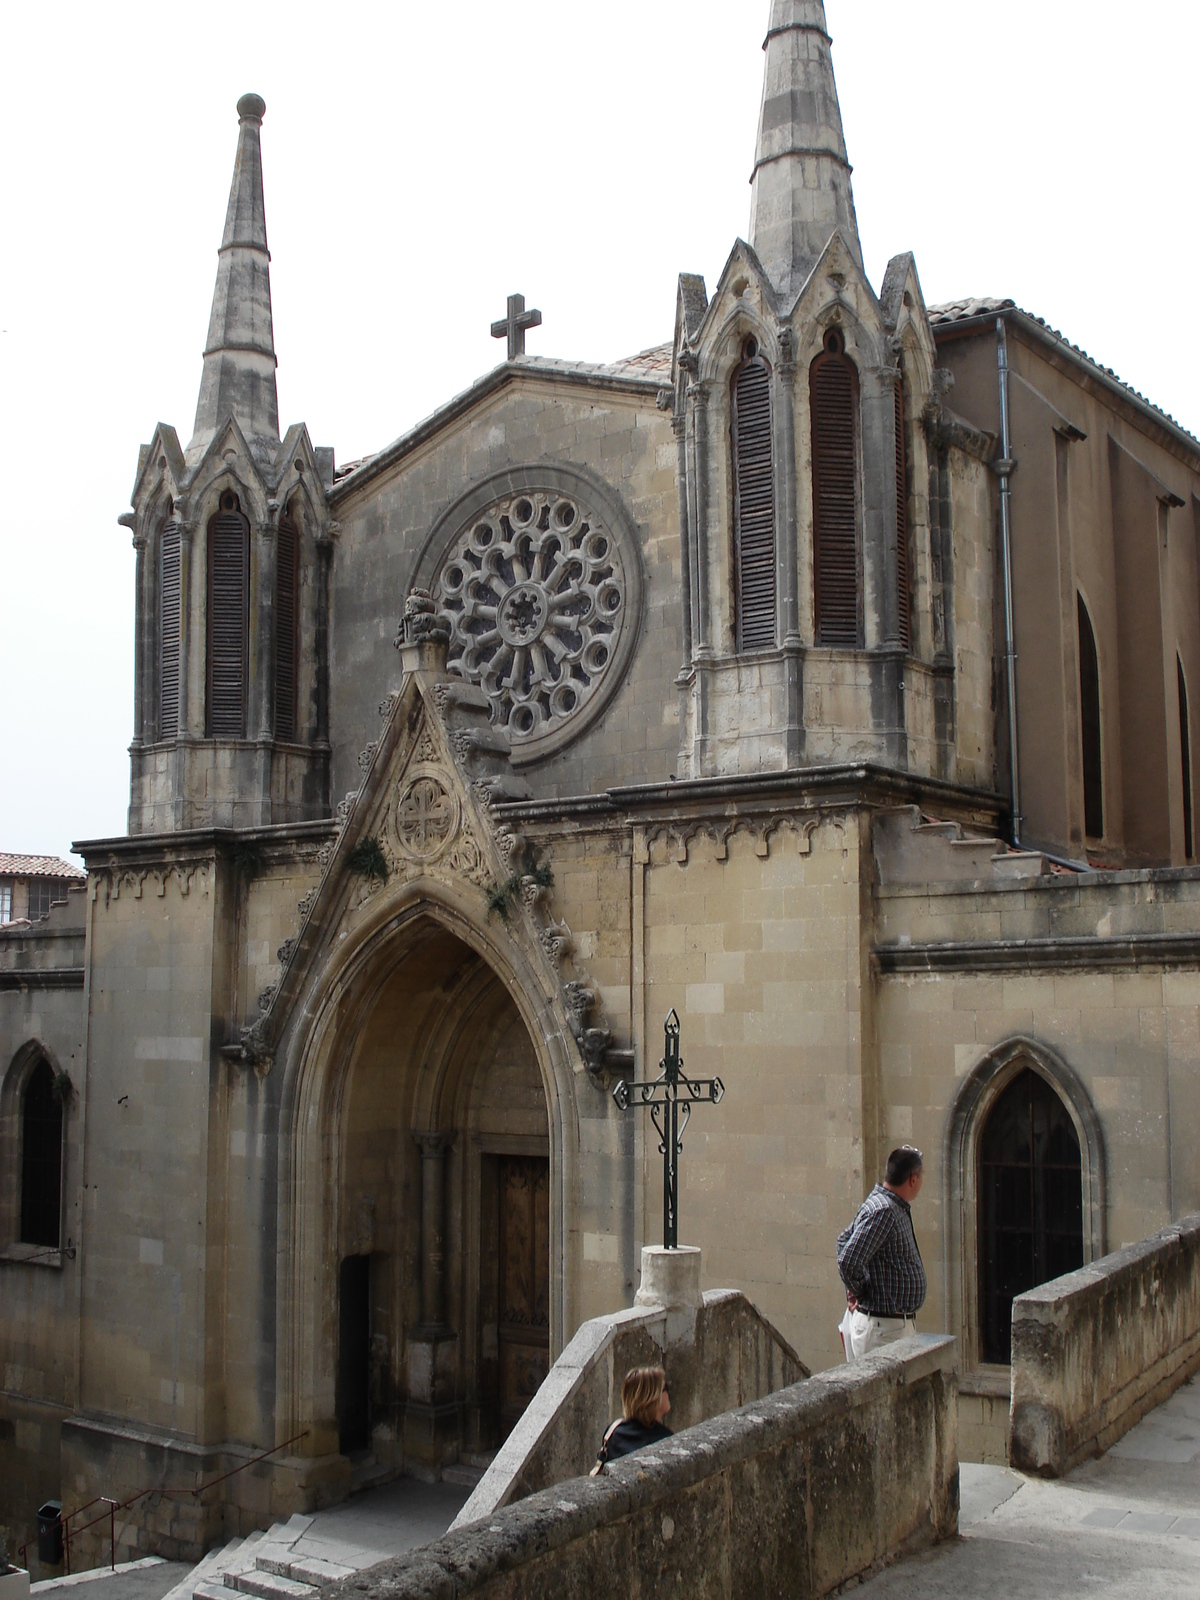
[
  {"xmin": 188, "ymin": 93, "xmax": 279, "ymax": 463},
  {"xmin": 748, "ymin": 1, "xmax": 863, "ymax": 301}
]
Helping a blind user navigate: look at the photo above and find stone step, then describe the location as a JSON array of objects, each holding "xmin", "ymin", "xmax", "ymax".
[
  {"xmin": 172, "ymin": 1540, "xmax": 250, "ymax": 1600},
  {"xmin": 442, "ymin": 1463, "xmax": 484, "ymax": 1488},
  {"xmin": 224, "ymin": 1570, "xmax": 317, "ymax": 1600},
  {"xmin": 259, "ymin": 1559, "xmax": 356, "ymax": 1587}
]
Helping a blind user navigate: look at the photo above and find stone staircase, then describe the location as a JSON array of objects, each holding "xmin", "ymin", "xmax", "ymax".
[
  {"xmin": 874, "ymin": 805, "xmax": 1052, "ymax": 886},
  {"xmin": 159, "ymin": 1516, "xmax": 380, "ymax": 1600}
]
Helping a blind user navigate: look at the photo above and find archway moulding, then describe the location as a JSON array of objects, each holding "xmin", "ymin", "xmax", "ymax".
[{"xmin": 942, "ymin": 1035, "xmax": 1107, "ymax": 1374}]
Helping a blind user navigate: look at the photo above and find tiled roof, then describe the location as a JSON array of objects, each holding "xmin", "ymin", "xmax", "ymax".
[
  {"xmin": 0, "ymin": 854, "xmax": 85, "ymax": 880},
  {"xmin": 600, "ymin": 343, "xmax": 674, "ymax": 379},
  {"xmin": 928, "ymin": 298, "xmax": 1199, "ymax": 452}
]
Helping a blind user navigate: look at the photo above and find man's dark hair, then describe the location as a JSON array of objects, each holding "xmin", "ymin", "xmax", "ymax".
[{"xmin": 885, "ymin": 1146, "xmax": 924, "ymax": 1187}]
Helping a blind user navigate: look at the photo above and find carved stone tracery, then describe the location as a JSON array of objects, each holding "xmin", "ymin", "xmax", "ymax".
[{"xmin": 434, "ymin": 490, "xmax": 627, "ymax": 753}]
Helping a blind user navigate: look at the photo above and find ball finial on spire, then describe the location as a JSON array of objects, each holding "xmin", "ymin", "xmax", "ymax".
[{"xmin": 237, "ymin": 93, "xmax": 266, "ymax": 122}]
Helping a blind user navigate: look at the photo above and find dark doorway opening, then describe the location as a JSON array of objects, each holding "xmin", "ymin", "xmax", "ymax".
[
  {"xmin": 337, "ymin": 1254, "xmax": 371, "ymax": 1454},
  {"xmin": 978, "ymin": 1068, "xmax": 1084, "ymax": 1363}
]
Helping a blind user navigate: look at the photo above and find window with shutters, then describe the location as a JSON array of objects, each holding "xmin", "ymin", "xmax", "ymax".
[
  {"xmin": 731, "ymin": 338, "xmax": 776, "ymax": 651},
  {"xmin": 1179, "ymin": 656, "xmax": 1193, "ymax": 861},
  {"xmin": 20, "ymin": 1056, "xmax": 63, "ymax": 1250},
  {"xmin": 275, "ymin": 506, "xmax": 300, "ymax": 740},
  {"xmin": 206, "ymin": 491, "xmax": 250, "ymax": 737},
  {"xmin": 1077, "ymin": 595, "xmax": 1103, "ymax": 840},
  {"xmin": 159, "ymin": 517, "xmax": 181, "ymax": 739},
  {"xmin": 894, "ymin": 376, "xmax": 912, "ymax": 651},
  {"xmin": 810, "ymin": 329, "xmax": 860, "ymax": 646}
]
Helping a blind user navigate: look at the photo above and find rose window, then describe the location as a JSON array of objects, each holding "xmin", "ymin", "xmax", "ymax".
[{"xmin": 434, "ymin": 491, "xmax": 627, "ymax": 754}]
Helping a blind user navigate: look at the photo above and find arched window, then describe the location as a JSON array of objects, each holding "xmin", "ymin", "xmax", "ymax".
[
  {"xmin": 1077, "ymin": 594, "xmax": 1103, "ymax": 840},
  {"xmin": 21, "ymin": 1057, "xmax": 63, "ymax": 1250},
  {"xmin": 1179, "ymin": 656, "xmax": 1193, "ymax": 861},
  {"xmin": 894, "ymin": 375, "xmax": 911, "ymax": 651},
  {"xmin": 731, "ymin": 339, "xmax": 776, "ymax": 652},
  {"xmin": 810, "ymin": 329, "xmax": 860, "ymax": 646},
  {"xmin": 978, "ymin": 1068, "xmax": 1083, "ymax": 1363},
  {"xmin": 275, "ymin": 505, "xmax": 300, "ymax": 740},
  {"xmin": 159, "ymin": 513, "xmax": 182, "ymax": 739},
  {"xmin": 206, "ymin": 491, "xmax": 250, "ymax": 737}
]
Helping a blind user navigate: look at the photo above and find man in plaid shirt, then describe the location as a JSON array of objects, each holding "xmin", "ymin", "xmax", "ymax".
[{"xmin": 836, "ymin": 1146, "xmax": 927, "ymax": 1362}]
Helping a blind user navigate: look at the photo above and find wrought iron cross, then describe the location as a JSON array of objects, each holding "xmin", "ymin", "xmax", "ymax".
[
  {"xmin": 613, "ymin": 1010, "xmax": 724, "ymax": 1250},
  {"xmin": 491, "ymin": 291, "xmax": 542, "ymax": 359}
]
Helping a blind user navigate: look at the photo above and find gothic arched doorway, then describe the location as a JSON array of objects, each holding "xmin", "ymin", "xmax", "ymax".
[{"xmin": 978, "ymin": 1068, "xmax": 1084, "ymax": 1362}]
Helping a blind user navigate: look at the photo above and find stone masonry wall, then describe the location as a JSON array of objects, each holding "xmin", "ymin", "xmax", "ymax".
[
  {"xmin": 328, "ymin": 1335, "xmax": 957, "ymax": 1600},
  {"xmin": 328, "ymin": 376, "xmax": 681, "ymax": 809},
  {"xmin": 1010, "ymin": 1212, "xmax": 1200, "ymax": 1475}
]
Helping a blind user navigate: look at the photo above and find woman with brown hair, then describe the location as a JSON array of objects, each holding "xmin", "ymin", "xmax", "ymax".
[{"xmin": 591, "ymin": 1364, "xmax": 673, "ymax": 1473}]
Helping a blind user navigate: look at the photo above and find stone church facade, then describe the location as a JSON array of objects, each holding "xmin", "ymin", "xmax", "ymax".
[{"xmin": 4, "ymin": 0, "xmax": 1200, "ymax": 1558}]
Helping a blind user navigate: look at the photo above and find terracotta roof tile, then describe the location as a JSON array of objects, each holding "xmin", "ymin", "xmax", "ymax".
[
  {"xmin": 0, "ymin": 854, "xmax": 86, "ymax": 880},
  {"xmin": 929, "ymin": 298, "xmax": 1198, "ymax": 450}
]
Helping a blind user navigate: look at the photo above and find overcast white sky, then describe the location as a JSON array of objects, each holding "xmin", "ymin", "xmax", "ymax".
[{"xmin": 1, "ymin": 1, "xmax": 1195, "ymax": 863}]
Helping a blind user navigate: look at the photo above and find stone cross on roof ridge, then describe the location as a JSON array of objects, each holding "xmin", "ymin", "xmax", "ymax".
[{"xmin": 491, "ymin": 293, "xmax": 542, "ymax": 361}]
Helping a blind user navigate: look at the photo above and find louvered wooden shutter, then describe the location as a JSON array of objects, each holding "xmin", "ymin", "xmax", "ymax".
[
  {"xmin": 275, "ymin": 513, "xmax": 299, "ymax": 740},
  {"xmin": 894, "ymin": 380, "xmax": 911, "ymax": 651},
  {"xmin": 206, "ymin": 499, "xmax": 249, "ymax": 737},
  {"xmin": 811, "ymin": 348, "xmax": 859, "ymax": 646},
  {"xmin": 732, "ymin": 356, "xmax": 776, "ymax": 651},
  {"xmin": 159, "ymin": 521, "xmax": 181, "ymax": 738}
]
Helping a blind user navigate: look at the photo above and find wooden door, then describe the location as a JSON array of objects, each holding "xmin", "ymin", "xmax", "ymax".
[{"xmin": 498, "ymin": 1156, "xmax": 549, "ymax": 1434}]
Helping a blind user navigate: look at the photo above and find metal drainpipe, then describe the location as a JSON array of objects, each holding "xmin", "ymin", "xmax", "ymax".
[{"xmin": 995, "ymin": 317, "xmax": 1022, "ymax": 846}]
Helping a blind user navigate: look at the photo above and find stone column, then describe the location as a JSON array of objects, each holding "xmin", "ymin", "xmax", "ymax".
[
  {"xmin": 415, "ymin": 1130, "xmax": 454, "ymax": 1331},
  {"xmin": 774, "ymin": 338, "xmax": 801, "ymax": 648},
  {"xmin": 173, "ymin": 521, "xmax": 193, "ymax": 831},
  {"xmin": 315, "ymin": 530, "xmax": 334, "ymax": 747},
  {"xmin": 406, "ymin": 1130, "xmax": 459, "ymax": 1478},
  {"xmin": 177, "ymin": 522, "xmax": 193, "ymax": 738},
  {"xmin": 691, "ymin": 382, "xmax": 712, "ymax": 655},
  {"xmin": 257, "ymin": 506, "xmax": 278, "ymax": 743},
  {"xmin": 673, "ymin": 407, "xmax": 693, "ymax": 663},
  {"xmin": 131, "ymin": 531, "xmax": 148, "ymax": 745}
]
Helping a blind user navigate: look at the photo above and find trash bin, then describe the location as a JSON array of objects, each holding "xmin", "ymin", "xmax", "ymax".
[{"xmin": 35, "ymin": 1504, "xmax": 62, "ymax": 1567}]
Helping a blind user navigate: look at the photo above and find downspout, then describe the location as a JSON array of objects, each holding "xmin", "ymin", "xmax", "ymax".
[
  {"xmin": 996, "ymin": 316, "xmax": 1091, "ymax": 873},
  {"xmin": 995, "ymin": 316, "xmax": 1022, "ymax": 847}
]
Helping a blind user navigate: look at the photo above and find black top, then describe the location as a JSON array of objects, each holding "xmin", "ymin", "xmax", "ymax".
[{"xmin": 600, "ymin": 1418, "xmax": 673, "ymax": 1463}]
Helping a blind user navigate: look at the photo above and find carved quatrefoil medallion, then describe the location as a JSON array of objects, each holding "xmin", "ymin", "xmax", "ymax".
[
  {"xmin": 433, "ymin": 489, "xmax": 629, "ymax": 760},
  {"xmin": 395, "ymin": 770, "xmax": 460, "ymax": 861}
]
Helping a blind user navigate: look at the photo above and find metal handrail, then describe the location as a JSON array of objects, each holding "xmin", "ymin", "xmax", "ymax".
[{"xmin": 19, "ymin": 1430, "xmax": 309, "ymax": 1575}]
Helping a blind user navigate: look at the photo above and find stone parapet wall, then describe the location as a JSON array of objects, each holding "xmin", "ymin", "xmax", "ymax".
[
  {"xmin": 1010, "ymin": 1212, "xmax": 1200, "ymax": 1476},
  {"xmin": 454, "ymin": 1283, "xmax": 806, "ymax": 1527},
  {"xmin": 334, "ymin": 1335, "xmax": 958, "ymax": 1600}
]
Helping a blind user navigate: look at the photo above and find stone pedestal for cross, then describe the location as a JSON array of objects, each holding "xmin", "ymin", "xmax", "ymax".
[{"xmin": 614, "ymin": 1009, "xmax": 724, "ymax": 1251}]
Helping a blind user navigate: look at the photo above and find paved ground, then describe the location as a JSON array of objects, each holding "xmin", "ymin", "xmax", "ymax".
[
  {"xmin": 31, "ymin": 1559, "xmax": 191, "ymax": 1600},
  {"xmin": 291, "ymin": 1477, "xmax": 470, "ymax": 1565},
  {"xmin": 859, "ymin": 1374, "xmax": 1200, "ymax": 1598}
]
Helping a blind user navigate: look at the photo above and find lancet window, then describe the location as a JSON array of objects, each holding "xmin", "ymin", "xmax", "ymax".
[
  {"xmin": 20, "ymin": 1057, "xmax": 62, "ymax": 1250},
  {"xmin": 159, "ymin": 516, "xmax": 182, "ymax": 739},
  {"xmin": 1179, "ymin": 656, "xmax": 1193, "ymax": 861},
  {"xmin": 894, "ymin": 375, "xmax": 911, "ymax": 651},
  {"xmin": 1077, "ymin": 595, "xmax": 1103, "ymax": 840},
  {"xmin": 731, "ymin": 338, "xmax": 776, "ymax": 652},
  {"xmin": 811, "ymin": 329, "xmax": 860, "ymax": 646},
  {"xmin": 206, "ymin": 491, "xmax": 250, "ymax": 737}
]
